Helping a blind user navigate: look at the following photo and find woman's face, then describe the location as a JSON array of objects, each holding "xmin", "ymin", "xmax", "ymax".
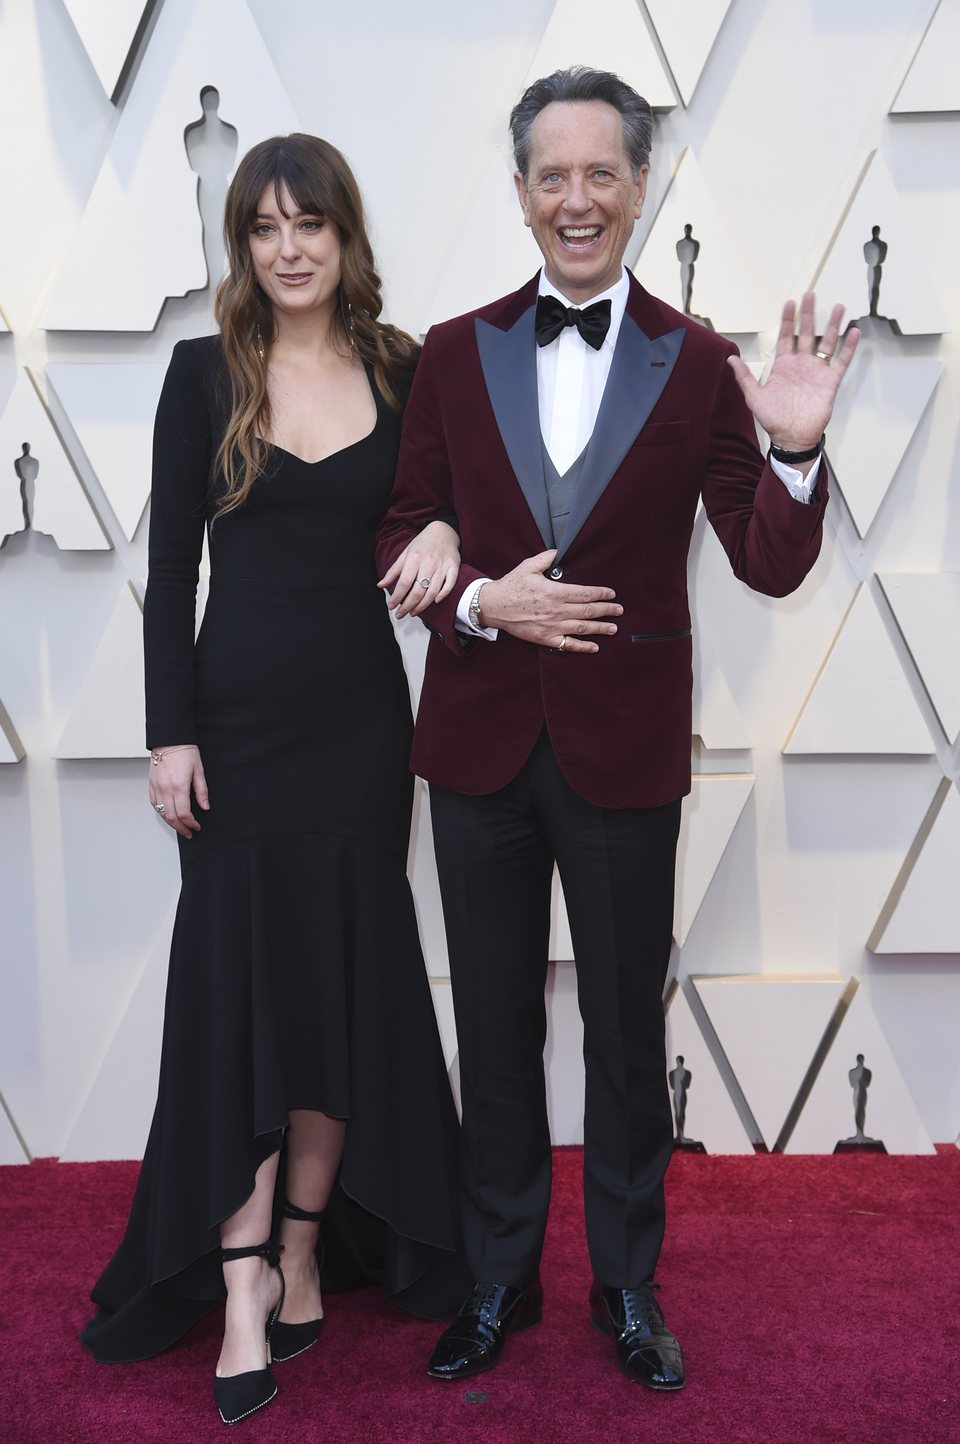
[{"xmin": 247, "ymin": 181, "xmax": 342, "ymax": 322}]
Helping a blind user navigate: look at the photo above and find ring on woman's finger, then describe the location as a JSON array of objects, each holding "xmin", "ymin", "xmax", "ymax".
[
  {"xmin": 153, "ymin": 802, "xmax": 165, "ymax": 814},
  {"xmin": 815, "ymin": 349, "xmax": 831, "ymax": 362},
  {"xmin": 418, "ymin": 577, "xmax": 431, "ymax": 589}
]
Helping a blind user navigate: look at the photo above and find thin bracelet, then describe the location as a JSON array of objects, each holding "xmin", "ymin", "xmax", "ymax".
[{"xmin": 150, "ymin": 745, "xmax": 198, "ymax": 766}]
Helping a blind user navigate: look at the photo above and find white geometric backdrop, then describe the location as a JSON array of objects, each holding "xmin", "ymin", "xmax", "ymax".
[{"xmin": 1, "ymin": 0, "xmax": 958, "ymax": 1166}]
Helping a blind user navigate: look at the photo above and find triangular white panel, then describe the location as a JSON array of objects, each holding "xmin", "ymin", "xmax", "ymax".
[
  {"xmin": 408, "ymin": 778, "xmax": 450, "ymax": 977},
  {"xmin": 812, "ymin": 151, "xmax": 950, "ymax": 335},
  {"xmin": 674, "ymin": 774, "xmax": 754, "ymax": 945},
  {"xmin": 62, "ymin": 0, "xmax": 152, "ymax": 101},
  {"xmin": 54, "ymin": 582, "xmax": 146, "ymax": 759},
  {"xmin": 891, "ymin": 0, "xmax": 960, "ymax": 114},
  {"xmin": 44, "ymin": 0, "xmax": 299, "ymax": 331},
  {"xmin": 870, "ymin": 779, "xmax": 960, "ymax": 955},
  {"xmin": 545, "ymin": 962, "xmax": 585, "ymax": 1145},
  {"xmin": 785, "ymin": 984, "xmax": 935, "ymax": 1155},
  {"xmin": 0, "ymin": 702, "xmax": 25, "ymax": 764},
  {"xmin": 826, "ymin": 349, "xmax": 941, "ymax": 538},
  {"xmin": 784, "ymin": 585, "xmax": 934, "ymax": 755},
  {"xmin": 879, "ymin": 573, "xmax": 960, "ymax": 745},
  {"xmin": 193, "ymin": 574, "xmax": 211, "ymax": 635},
  {"xmin": 692, "ymin": 627, "xmax": 751, "ymax": 748},
  {"xmin": 0, "ymin": 730, "xmax": 23, "ymax": 764},
  {"xmin": 664, "ymin": 983, "xmax": 752, "ymax": 1153},
  {"xmin": 645, "ymin": 0, "xmax": 732, "ymax": 106},
  {"xmin": 549, "ymin": 867, "xmax": 574, "ymax": 962},
  {"xmin": 422, "ymin": 149, "xmax": 541, "ymax": 333},
  {"xmin": 524, "ymin": 0, "xmax": 676, "ymax": 109},
  {"xmin": 0, "ymin": 1098, "xmax": 29, "ymax": 1163},
  {"xmin": 428, "ymin": 982, "xmax": 462, "ymax": 1116},
  {"xmin": 47, "ymin": 363, "xmax": 167, "ymax": 542},
  {"xmin": 60, "ymin": 906, "xmax": 175, "ymax": 1161},
  {"xmin": 692, "ymin": 974, "xmax": 846, "ymax": 1149},
  {"xmin": 634, "ymin": 148, "xmax": 769, "ymax": 334},
  {"xmin": 429, "ymin": 980, "xmax": 459, "ymax": 1075},
  {"xmin": 0, "ymin": 372, "xmax": 109, "ymax": 550}
]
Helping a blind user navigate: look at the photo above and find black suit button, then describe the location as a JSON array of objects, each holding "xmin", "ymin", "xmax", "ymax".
[{"xmin": 547, "ymin": 565, "xmax": 563, "ymax": 581}]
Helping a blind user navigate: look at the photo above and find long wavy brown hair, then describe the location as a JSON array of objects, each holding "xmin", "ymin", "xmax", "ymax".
[{"xmin": 213, "ymin": 133, "xmax": 417, "ymax": 518}]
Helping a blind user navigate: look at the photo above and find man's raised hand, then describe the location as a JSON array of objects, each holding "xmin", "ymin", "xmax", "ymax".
[{"xmin": 726, "ymin": 292, "xmax": 859, "ymax": 455}]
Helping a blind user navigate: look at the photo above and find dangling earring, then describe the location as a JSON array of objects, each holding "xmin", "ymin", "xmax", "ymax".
[
  {"xmin": 255, "ymin": 324, "xmax": 265, "ymax": 362},
  {"xmin": 346, "ymin": 299, "xmax": 356, "ymax": 352}
]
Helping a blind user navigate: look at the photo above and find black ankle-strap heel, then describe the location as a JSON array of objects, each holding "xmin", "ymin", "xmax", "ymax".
[
  {"xmin": 213, "ymin": 1240, "xmax": 285, "ymax": 1425},
  {"xmin": 269, "ymin": 1203, "xmax": 326, "ymax": 1364},
  {"xmin": 282, "ymin": 1201, "xmax": 325, "ymax": 1227}
]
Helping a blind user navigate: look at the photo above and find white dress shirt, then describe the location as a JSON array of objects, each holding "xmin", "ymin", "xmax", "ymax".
[
  {"xmin": 536, "ymin": 267, "xmax": 630, "ymax": 474},
  {"xmin": 457, "ymin": 266, "xmax": 819, "ymax": 636}
]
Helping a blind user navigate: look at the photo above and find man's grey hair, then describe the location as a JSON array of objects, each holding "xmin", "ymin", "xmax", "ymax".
[{"xmin": 510, "ymin": 66, "xmax": 653, "ymax": 182}]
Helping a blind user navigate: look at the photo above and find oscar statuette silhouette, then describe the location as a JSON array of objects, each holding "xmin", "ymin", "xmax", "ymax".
[
  {"xmin": 834, "ymin": 1054, "xmax": 887, "ymax": 1154},
  {"xmin": 669, "ymin": 1055, "xmax": 706, "ymax": 1154}
]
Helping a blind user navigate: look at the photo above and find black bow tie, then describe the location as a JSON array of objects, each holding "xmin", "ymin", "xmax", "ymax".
[{"xmin": 535, "ymin": 294, "xmax": 612, "ymax": 351}]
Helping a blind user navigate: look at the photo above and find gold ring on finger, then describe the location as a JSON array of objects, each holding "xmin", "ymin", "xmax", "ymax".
[
  {"xmin": 558, "ymin": 634, "xmax": 567, "ymax": 652},
  {"xmin": 815, "ymin": 350, "xmax": 831, "ymax": 362}
]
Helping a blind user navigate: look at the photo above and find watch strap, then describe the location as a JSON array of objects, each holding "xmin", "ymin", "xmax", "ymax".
[{"xmin": 769, "ymin": 433, "xmax": 824, "ymax": 464}]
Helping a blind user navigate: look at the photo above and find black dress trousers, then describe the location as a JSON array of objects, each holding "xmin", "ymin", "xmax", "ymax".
[{"xmin": 429, "ymin": 728, "xmax": 681, "ymax": 1289}]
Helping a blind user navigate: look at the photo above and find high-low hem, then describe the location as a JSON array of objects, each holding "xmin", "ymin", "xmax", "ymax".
[{"xmin": 81, "ymin": 830, "xmax": 470, "ymax": 1363}]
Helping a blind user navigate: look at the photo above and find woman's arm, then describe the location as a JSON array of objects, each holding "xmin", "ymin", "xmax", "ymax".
[{"xmin": 142, "ymin": 340, "xmax": 214, "ymax": 837}]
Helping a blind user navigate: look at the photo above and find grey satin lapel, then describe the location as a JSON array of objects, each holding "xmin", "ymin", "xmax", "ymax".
[
  {"xmin": 557, "ymin": 317, "xmax": 686, "ymax": 560},
  {"xmin": 475, "ymin": 311, "xmax": 552, "ymax": 548}
]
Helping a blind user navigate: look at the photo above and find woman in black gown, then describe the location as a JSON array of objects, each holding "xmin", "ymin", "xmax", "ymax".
[{"xmin": 80, "ymin": 134, "xmax": 469, "ymax": 1424}]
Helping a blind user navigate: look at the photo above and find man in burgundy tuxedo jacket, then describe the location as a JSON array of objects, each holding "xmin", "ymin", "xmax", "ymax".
[{"xmin": 376, "ymin": 67, "xmax": 857, "ymax": 1391}]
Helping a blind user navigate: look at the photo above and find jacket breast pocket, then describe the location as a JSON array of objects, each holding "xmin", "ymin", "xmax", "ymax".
[{"xmin": 630, "ymin": 420, "xmax": 690, "ymax": 449}]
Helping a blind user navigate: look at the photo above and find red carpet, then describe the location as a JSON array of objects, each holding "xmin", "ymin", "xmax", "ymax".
[{"xmin": 2, "ymin": 1147, "xmax": 957, "ymax": 1444}]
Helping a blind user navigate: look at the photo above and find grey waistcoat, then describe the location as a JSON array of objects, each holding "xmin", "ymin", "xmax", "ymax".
[{"xmin": 541, "ymin": 437, "xmax": 589, "ymax": 549}]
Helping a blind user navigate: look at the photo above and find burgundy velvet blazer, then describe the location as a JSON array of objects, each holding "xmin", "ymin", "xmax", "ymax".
[{"xmin": 376, "ymin": 273, "xmax": 827, "ymax": 809}]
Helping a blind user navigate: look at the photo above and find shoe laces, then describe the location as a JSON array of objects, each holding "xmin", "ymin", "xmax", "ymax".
[
  {"xmin": 468, "ymin": 1282, "xmax": 504, "ymax": 1316},
  {"xmin": 620, "ymin": 1284, "xmax": 664, "ymax": 1335}
]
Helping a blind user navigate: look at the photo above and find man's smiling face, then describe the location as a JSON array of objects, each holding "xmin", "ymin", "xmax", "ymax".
[{"xmin": 515, "ymin": 99, "xmax": 648, "ymax": 304}]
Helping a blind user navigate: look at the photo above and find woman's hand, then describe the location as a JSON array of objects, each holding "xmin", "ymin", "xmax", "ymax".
[
  {"xmin": 378, "ymin": 520, "xmax": 460, "ymax": 619},
  {"xmin": 148, "ymin": 744, "xmax": 210, "ymax": 839}
]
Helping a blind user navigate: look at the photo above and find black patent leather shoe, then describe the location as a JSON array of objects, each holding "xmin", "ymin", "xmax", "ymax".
[
  {"xmin": 589, "ymin": 1281, "xmax": 685, "ymax": 1391},
  {"xmin": 427, "ymin": 1279, "xmax": 543, "ymax": 1380}
]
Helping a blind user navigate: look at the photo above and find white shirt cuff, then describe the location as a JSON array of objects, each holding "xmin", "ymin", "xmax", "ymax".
[
  {"xmin": 770, "ymin": 452, "xmax": 821, "ymax": 504},
  {"xmin": 456, "ymin": 578, "xmax": 499, "ymax": 640}
]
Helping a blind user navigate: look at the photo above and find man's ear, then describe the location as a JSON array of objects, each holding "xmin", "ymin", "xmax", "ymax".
[
  {"xmin": 634, "ymin": 163, "xmax": 650, "ymax": 220},
  {"xmin": 514, "ymin": 171, "xmax": 532, "ymax": 228}
]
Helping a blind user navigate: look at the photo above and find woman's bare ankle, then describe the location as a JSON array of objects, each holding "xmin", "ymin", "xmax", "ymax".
[
  {"xmin": 278, "ymin": 1255, "xmax": 323, "ymax": 1323},
  {"xmin": 217, "ymin": 1258, "xmax": 282, "ymax": 1376}
]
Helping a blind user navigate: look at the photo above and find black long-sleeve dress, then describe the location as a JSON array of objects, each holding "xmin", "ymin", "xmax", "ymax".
[{"xmin": 81, "ymin": 336, "xmax": 469, "ymax": 1362}]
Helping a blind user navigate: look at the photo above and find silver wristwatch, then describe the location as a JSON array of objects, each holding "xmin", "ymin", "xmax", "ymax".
[{"xmin": 468, "ymin": 583, "xmax": 487, "ymax": 632}]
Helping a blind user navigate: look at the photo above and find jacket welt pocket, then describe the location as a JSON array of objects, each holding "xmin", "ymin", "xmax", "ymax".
[
  {"xmin": 630, "ymin": 420, "xmax": 689, "ymax": 448},
  {"xmin": 630, "ymin": 629, "xmax": 692, "ymax": 642}
]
